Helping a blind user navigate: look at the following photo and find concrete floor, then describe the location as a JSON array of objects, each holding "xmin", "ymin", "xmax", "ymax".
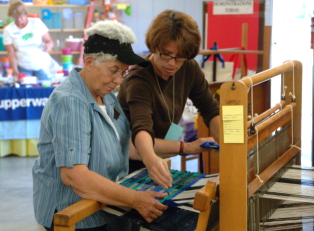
[
  {"xmin": 0, "ymin": 156, "xmax": 45, "ymax": 231},
  {"xmin": 0, "ymin": 155, "xmax": 197, "ymax": 231}
]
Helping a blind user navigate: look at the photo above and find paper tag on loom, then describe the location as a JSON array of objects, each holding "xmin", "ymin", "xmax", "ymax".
[{"xmin": 164, "ymin": 123, "xmax": 183, "ymax": 141}]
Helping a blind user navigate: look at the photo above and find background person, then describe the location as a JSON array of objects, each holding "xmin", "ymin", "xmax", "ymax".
[
  {"xmin": 3, "ymin": 0, "xmax": 58, "ymax": 80},
  {"xmin": 32, "ymin": 20, "xmax": 168, "ymax": 231},
  {"xmin": 118, "ymin": 9, "xmax": 220, "ymax": 188}
]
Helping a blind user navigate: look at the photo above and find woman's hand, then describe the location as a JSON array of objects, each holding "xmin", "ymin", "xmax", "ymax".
[
  {"xmin": 143, "ymin": 155, "xmax": 172, "ymax": 188},
  {"xmin": 43, "ymin": 43, "xmax": 53, "ymax": 52},
  {"xmin": 133, "ymin": 191, "xmax": 168, "ymax": 223},
  {"xmin": 13, "ymin": 69, "xmax": 19, "ymax": 77},
  {"xmin": 42, "ymin": 32, "xmax": 54, "ymax": 52},
  {"xmin": 183, "ymin": 137, "xmax": 217, "ymax": 154}
]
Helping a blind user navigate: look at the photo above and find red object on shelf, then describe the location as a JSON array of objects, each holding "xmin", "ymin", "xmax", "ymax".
[
  {"xmin": 62, "ymin": 48, "xmax": 72, "ymax": 55},
  {"xmin": 18, "ymin": 73, "xmax": 26, "ymax": 81},
  {"xmin": 28, "ymin": 14, "xmax": 40, "ymax": 18},
  {"xmin": 206, "ymin": 1, "xmax": 260, "ymax": 71}
]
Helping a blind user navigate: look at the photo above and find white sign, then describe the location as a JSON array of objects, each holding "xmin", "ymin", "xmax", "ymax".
[{"xmin": 213, "ymin": 1, "xmax": 254, "ymax": 15}]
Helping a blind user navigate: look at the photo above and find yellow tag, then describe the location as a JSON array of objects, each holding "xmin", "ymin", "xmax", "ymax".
[{"xmin": 117, "ymin": 3, "xmax": 127, "ymax": 10}]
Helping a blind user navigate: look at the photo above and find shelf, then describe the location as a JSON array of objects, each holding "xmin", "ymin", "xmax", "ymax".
[
  {"xmin": 0, "ymin": 50, "xmax": 81, "ymax": 55},
  {"xmin": 49, "ymin": 28, "xmax": 85, "ymax": 32},
  {"xmin": 0, "ymin": 4, "xmax": 89, "ymax": 8},
  {"xmin": 49, "ymin": 50, "xmax": 81, "ymax": 55},
  {"xmin": 0, "ymin": 2, "xmax": 130, "ymax": 8},
  {"xmin": 0, "ymin": 28, "xmax": 84, "ymax": 32}
]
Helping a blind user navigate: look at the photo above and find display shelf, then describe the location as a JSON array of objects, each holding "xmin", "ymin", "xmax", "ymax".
[
  {"xmin": 49, "ymin": 50, "xmax": 80, "ymax": 55},
  {"xmin": 0, "ymin": 28, "xmax": 84, "ymax": 32},
  {"xmin": 0, "ymin": 2, "xmax": 130, "ymax": 8},
  {"xmin": 0, "ymin": 4, "xmax": 89, "ymax": 8},
  {"xmin": 0, "ymin": 50, "xmax": 80, "ymax": 55}
]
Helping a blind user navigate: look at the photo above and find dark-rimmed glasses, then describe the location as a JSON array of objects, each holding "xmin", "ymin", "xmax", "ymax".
[{"xmin": 158, "ymin": 49, "xmax": 187, "ymax": 62}]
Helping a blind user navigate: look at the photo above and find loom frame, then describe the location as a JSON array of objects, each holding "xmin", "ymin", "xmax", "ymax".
[{"xmin": 219, "ymin": 60, "xmax": 302, "ymax": 231}]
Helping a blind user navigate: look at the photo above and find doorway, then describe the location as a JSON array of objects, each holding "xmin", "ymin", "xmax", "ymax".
[{"xmin": 271, "ymin": 0, "xmax": 314, "ymax": 167}]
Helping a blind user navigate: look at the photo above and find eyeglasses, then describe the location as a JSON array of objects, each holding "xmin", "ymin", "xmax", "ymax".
[
  {"xmin": 158, "ymin": 49, "xmax": 187, "ymax": 62},
  {"xmin": 103, "ymin": 66, "xmax": 129, "ymax": 80}
]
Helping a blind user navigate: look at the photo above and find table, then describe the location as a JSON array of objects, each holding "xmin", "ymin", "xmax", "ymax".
[{"xmin": 0, "ymin": 87, "xmax": 54, "ymax": 157}]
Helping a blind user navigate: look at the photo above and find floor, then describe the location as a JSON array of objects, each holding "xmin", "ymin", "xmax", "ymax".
[{"xmin": 0, "ymin": 154, "xmax": 196, "ymax": 231}]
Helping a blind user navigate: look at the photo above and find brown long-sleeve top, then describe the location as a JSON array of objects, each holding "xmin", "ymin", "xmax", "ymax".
[{"xmin": 117, "ymin": 59, "xmax": 219, "ymax": 144}]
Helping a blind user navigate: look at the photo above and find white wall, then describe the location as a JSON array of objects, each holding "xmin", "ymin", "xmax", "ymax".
[{"xmin": 117, "ymin": 0, "xmax": 206, "ymax": 55}]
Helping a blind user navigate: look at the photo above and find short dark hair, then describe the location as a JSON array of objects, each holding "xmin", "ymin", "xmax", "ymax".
[{"xmin": 145, "ymin": 10, "xmax": 201, "ymax": 59}]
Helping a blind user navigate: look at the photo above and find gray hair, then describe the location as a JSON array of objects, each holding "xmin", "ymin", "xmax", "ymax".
[{"xmin": 83, "ymin": 53, "xmax": 117, "ymax": 65}]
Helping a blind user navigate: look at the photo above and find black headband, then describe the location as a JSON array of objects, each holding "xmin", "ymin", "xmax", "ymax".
[{"xmin": 84, "ymin": 34, "xmax": 149, "ymax": 67}]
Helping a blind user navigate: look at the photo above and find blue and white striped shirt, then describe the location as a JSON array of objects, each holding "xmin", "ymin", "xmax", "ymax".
[{"xmin": 32, "ymin": 68, "xmax": 131, "ymax": 228}]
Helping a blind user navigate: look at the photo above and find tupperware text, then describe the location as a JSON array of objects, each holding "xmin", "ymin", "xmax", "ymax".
[{"xmin": 0, "ymin": 98, "xmax": 49, "ymax": 110}]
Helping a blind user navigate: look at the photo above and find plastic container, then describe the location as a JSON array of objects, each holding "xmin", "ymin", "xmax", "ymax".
[
  {"xmin": 52, "ymin": 0, "xmax": 66, "ymax": 4},
  {"xmin": 6, "ymin": 17, "xmax": 14, "ymax": 25},
  {"xmin": 61, "ymin": 55, "xmax": 72, "ymax": 63},
  {"xmin": 65, "ymin": 36, "xmax": 83, "ymax": 51},
  {"xmin": 74, "ymin": 12, "xmax": 84, "ymax": 29},
  {"xmin": 35, "ymin": 0, "xmax": 48, "ymax": 4},
  {"xmin": 6, "ymin": 68, "xmax": 13, "ymax": 77},
  {"xmin": 62, "ymin": 8, "xmax": 73, "ymax": 29},
  {"xmin": 18, "ymin": 73, "xmax": 27, "ymax": 82},
  {"xmin": 22, "ymin": 0, "xmax": 33, "ymax": 4},
  {"xmin": 0, "ymin": 34, "xmax": 5, "ymax": 51},
  {"xmin": 52, "ymin": 12, "xmax": 62, "ymax": 29},
  {"xmin": 1, "ymin": 57, "xmax": 10, "ymax": 70},
  {"xmin": 62, "ymin": 47, "xmax": 71, "ymax": 55},
  {"xmin": 42, "ymin": 9, "xmax": 52, "ymax": 29},
  {"xmin": 67, "ymin": 0, "xmax": 89, "ymax": 5},
  {"xmin": 63, "ymin": 69, "xmax": 69, "ymax": 76},
  {"xmin": 28, "ymin": 14, "xmax": 40, "ymax": 18},
  {"xmin": 62, "ymin": 62, "xmax": 73, "ymax": 71}
]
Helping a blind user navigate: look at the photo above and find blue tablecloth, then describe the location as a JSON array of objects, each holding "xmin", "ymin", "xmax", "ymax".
[{"xmin": 0, "ymin": 87, "xmax": 54, "ymax": 140}]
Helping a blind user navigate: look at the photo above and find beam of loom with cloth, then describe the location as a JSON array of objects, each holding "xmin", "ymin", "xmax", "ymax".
[{"xmin": 53, "ymin": 60, "xmax": 308, "ymax": 231}]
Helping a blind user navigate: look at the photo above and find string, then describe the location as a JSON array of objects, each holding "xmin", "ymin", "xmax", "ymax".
[
  {"xmin": 288, "ymin": 60, "xmax": 296, "ymax": 101},
  {"xmin": 247, "ymin": 76, "xmax": 263, "ymax": 183},
  {"xmin": 154, "ymin": 69, "xmax": 175, "ymax": 124},
  {"xmin": 285, "ymin": 104, "xmax": 301, "ymax": 151},
  {"xmin": 282, "ymin": 71, "xmax": 286, "ymax": 99},
  {"xmin": 276, "ymin": 102, "xmax": 283, "ymax": 110},
  {"xmin": 255, "ymin": 127, "xmax": 263, "ymax": 183},
  {"xmin": 248, "ymin": 77, "xmax": 255, "ymax": 125}
]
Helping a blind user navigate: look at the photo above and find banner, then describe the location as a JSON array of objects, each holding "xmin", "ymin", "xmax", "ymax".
[{"xmin": 0, "ymin": 87, "xmax": 54, "ymax": 121}]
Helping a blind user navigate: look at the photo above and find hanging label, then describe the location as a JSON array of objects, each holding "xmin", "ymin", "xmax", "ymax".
[
  {"xmin": 164, "ymin": 123, "xmax": 184, "ymax": 141},
  {"xmin": 222, "ymin": 105, "xmax": 244, "ymax": 143},
  {"xmin": 213, "ymin": 1, "xmax": 254, "ymax": 15}
]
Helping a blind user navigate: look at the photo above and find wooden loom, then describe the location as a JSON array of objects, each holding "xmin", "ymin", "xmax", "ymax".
[
  {"xmin": 194, "ymin": 60, "xmax": 303, "ymax": 231},
  {"xmin": 219, "ymin": 60, "xmax": 302, "ymax": 230}
]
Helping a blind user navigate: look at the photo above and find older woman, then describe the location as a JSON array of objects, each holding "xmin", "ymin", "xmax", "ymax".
[
  {"xmin": 32, "ymin": 20, "xmax": 168, "ymax": 231},
  {"xmin": 3, "ymin": 0, "xmax": 55, "ymax": 79},
  {"xmin": 118, "ymin": 10, "xmax": 220, "ymax": 188}
]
